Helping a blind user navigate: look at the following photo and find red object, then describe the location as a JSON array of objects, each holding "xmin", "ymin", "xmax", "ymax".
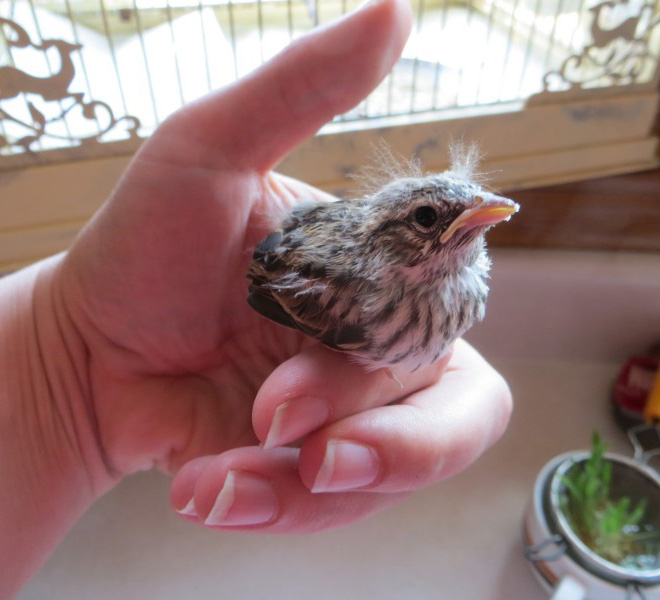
[{"xmin": 613, "ymin": 355, "xmax": 660, "ymax": 423}]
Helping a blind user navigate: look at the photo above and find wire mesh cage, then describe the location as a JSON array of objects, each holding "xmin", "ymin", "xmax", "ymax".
[{"xmin": 1, "ymin": 0, "xmax": 660, "ymax": 161}]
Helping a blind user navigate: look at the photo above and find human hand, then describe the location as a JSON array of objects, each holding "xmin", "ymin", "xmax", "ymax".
[
  {"xmin": 58, "ymin": 0, "xmax": 510, "ymax": 526},
  {"xmin": 1, "ymin": 8, "xmax": 512, "ymax": 593}
]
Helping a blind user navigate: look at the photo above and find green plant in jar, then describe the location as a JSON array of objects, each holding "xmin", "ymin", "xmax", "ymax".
[{"xmin": 560, "ymin": 432, "xmax": 660, "ymax": 569}]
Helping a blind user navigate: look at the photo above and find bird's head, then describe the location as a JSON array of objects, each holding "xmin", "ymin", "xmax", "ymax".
[{"xmin": 363, "ymin": 172, "xmax": 519, "ymax": 275}]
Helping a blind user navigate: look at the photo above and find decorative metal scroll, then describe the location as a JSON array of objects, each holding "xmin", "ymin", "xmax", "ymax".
[
  {"xmin": 541, "ymin": 1, "xmax": 660, "ymax": 93},
  {"xmin": 0, "ymin": 17, "xmax": 141, "ymax": 158}
]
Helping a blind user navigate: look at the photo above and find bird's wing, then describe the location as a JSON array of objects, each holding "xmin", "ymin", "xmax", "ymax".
[
  {"xmin": 247, "ymin": 226, "xmax": 369, "ymax": 352},
  {"xmin": 246, "ymin": 284, "xmax": 300, "ymax": 331},
  {"xmin": 248, "ymin": 272, "xmax": 369, "ymax": 352}
]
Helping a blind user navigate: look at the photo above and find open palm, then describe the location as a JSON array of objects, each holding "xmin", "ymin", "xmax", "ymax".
[{"xmin": 64, "ymin": 161, "xmax": 331, "ymax": 476}]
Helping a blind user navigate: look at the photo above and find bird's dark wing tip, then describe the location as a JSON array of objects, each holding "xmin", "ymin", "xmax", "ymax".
[{"xmin": 247, "ymin": 286, "xmax": 299, "ymax": 331}]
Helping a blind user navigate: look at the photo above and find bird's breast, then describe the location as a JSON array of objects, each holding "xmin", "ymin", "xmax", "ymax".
[{"xmin": 351, "ymin": 265, "xmax": 489, "ymax": 372}]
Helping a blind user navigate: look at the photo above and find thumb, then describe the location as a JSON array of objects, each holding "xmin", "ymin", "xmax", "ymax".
[{"xmin": 157, "ymin": 0, "xmax": 412, "ymax": 172}]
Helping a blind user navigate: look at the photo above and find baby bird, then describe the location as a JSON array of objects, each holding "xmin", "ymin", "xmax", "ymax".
[{"xmin": 247, "ymin": 149, "xmax": 518, "ymax": 372}]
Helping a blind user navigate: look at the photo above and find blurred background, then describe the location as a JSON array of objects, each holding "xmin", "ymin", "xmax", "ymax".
[{"xmin": 1, "ymin": 0, "xmax": 659, "ymax": 270}]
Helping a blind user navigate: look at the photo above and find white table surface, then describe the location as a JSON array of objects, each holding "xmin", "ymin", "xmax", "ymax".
[{"xmin": 16, "ymin": 249, "xmax": 660, "ymax": 600}]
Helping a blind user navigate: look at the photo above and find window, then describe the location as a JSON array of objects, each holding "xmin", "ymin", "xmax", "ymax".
[{"xmin": 1, "ymin": 0, "xmax": 659, "ymax": 270}]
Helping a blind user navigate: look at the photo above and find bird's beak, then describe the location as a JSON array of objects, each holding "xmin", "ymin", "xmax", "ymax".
[{"xmin": 439, "ymin": 193, "xmax": 519, "ymax": 243}]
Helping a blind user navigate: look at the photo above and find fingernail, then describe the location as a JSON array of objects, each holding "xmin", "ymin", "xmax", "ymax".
[
  {"xmin": 312, "ymin": 440, "xmax": 380, "ymax": 493},
  {"xmin": 263, "ymin": 397, "xmax": 330, "ymax": 450},
  {"xmin": 176, "ymin": 497, "xmax": 198, "ymax": 517},
  {"xmin": 204, "ymin": 470, "xmax": 278, "ymax": 527}
]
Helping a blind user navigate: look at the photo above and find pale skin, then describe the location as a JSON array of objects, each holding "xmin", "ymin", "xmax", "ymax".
[{"xmin": 0, "ymin": 0, "xmax": 512, "ymax": 596}]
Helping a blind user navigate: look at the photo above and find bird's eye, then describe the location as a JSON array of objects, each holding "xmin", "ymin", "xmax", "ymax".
[{"xmin": 413, "ymin": 206, "xmax": 438, "ymax": 229}]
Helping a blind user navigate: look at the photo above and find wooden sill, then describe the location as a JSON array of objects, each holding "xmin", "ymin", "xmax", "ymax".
[{"xmin": 489, "ymin": 169, "xmax": 660, "ymax": 253}]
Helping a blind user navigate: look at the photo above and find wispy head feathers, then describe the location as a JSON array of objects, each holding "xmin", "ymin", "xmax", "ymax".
[
  {"xmin": 353, "ymin": 142, "xmax": 424, "ymax": 195},
  {"xmin": 355, "ymin": 139, "xmax": 487, "ymax": 196},
  {"xmin": 447, "ymin": 139, "xmax": 486, "ymax": 183}
]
